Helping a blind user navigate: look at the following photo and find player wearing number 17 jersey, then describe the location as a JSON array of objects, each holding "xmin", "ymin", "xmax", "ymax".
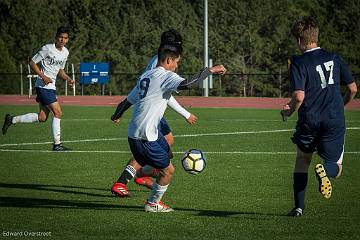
[{"xmin": 281, "ymin": 16, "xmax": 357, "ymax": 217}]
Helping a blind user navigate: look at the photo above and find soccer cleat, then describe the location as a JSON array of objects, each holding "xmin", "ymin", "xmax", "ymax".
[
  {"xmin": 52, "ymin": 143, "xmax": 71, "ymax": 151},
  {"xmin": 287, "ymin": 207, "xmax": 303, "ymax": 217},
  {"xmin": 134, "ymin": 177, "xmax": 154, "ymax": 189},
  {"xmin": 111, "ymin": 182, "xmax": 130, "ymax": 198},
  {"xmin": 315, "ymin": 164, "xmax": 332, "ymax": 199},
  {"xmin": 2, "ymin": 114, "xmax": 13, "ymax": 135},
  {"xmin": 144, "ymin": 201, "xmax": 174, "ymax": 213}
]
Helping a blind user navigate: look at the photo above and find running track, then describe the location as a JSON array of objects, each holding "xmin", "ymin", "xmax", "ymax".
[{"xmin": 0, "ymin": 95, "xmax": 359, "ymax": 109}]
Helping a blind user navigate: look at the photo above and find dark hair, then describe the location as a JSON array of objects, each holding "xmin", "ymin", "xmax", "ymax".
[
  {"xmin": 160, "ymin": 29, "xmax": 182, "ymax": 44},
  {"xmin": 56, "ymin": 26, "xmax": 70, "ymax": 36},
  {"xmin": 157, "ymin": 42, "xmax": 182, "ymax": 63},
  {"xmin": 291, "ymin": 16, "xmax": 319, "ymax": 45}
]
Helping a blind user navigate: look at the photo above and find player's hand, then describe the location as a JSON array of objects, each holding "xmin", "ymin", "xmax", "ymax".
[
  {"xmin": 281, "ymin": 104, "xmax": 290, "ymax": 122},
  {"xmin": 41, "ymin": 75, "xmax": 52, "ymax": 85},
  {"xmin": 68, "ymin": 79, "xmax": 75, "ymax": 88},
  {"xmin": 111, "ymin": 115, "xmax": 121, "ymax": 123},
  {"xmin": 209, "ymin": 65, "xmax": 226, "ymax": 75},
  {"xmin": 112, "ymin": 118, "xmax": 120, "ymax": 123},
  {"xmin": 186, "ymin": 114, "xmax": 197, "ymax": 125}
]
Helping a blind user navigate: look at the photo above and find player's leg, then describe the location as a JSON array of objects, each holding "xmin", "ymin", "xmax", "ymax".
[
  {"xmin": 2, "ymin": 110, "xmax": 40, "ymax": 135},
  {"xmin": 136, "ymin": 135, "xmax": 174, "ymax": 212},
  {"xmin": 288, "ymin": 147, "xmax": 313, "ymax": 217},
  {"xmin": 288, "ymin": 122, "xmax": 316, "ymax": 217},
  {"xmin": 111, "ymin": 158, "xmax": 141, "ymax": 197},
  {"xmin": 47, "ymin": 101, "xmax": 70, "ymax": 151},
  {"xmin": 316, "ymin": 122, "xmax": 345, "ymax": 198},
  {"xmin": 145, "ymin": 162, "xmax": 175, "ymax": 213},
  {"xmin": 134, "ymin": 124, "xmax": 174, "ymax": 189}
]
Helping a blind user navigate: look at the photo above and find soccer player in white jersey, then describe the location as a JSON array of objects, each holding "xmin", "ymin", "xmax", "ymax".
[
  {"xmin": 2, "ymin": 26, "xmax": 75, "ymax": 151},
  {"xmin": 111, "ymin": 29, "xmax": 195, "ymax": 196},
  {"xmin": 115, "ymin": 42, "xmax": 226, "ymax": 212}
]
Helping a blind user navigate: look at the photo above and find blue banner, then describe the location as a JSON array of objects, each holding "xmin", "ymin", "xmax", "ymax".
[{"xmin": 80, "ymin": 62, "xmax": 109, "ymax": 85}]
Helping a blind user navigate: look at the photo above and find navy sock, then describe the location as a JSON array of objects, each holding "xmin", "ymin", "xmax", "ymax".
[
  {"xmin": 323, "ymin": 162, "xmax": 339, "ymax": 178},
  {"xmin": 293, "ymin": 172, "xmax": 308, "ymax": 210}
]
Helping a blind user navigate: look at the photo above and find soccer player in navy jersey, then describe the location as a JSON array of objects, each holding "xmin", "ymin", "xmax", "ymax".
[
  {"xmin": 2, "ymin": 26, "xmax": 74, "ymax": 151},
  {"xmin": 281, "ymin": 16, "xmax": 357, "ymax": 217}
]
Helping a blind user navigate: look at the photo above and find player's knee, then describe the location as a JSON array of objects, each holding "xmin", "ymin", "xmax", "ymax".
[
  {"xmin": 161, "ymin": 164, "xmax": 175, "ymax": 177},
  {"xmin": 167, "ymin": 137, "xmax": 174, "ymax": 146},
  {"xmin": 53, "ymin": 110, "xmax": 62, "ymax": 118},
  {"xmin": 336, "ymin": 164, "xmax": 343, "ymax": 178},
  {"xmin": 38, "ymin": 113, "xmax": 47, "ymax": 122}
]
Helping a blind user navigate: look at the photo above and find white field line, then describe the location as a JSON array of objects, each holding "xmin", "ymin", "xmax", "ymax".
[
  {"xmin": 0, "ymin": 129, "xmax": 294, "ymax": 147},
  {"xmin": 64, "ymin": 118, "xmax": 360, "ymax": 123},
  {"xmin": 0, "ymin": 127, "xmax": 359, "ymax": 148},
  {"xmin": 0, "ymin": 149, "xmax": 359, "ymax": 154}
]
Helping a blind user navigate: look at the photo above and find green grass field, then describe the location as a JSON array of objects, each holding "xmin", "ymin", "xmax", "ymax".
[{"xmin": 0, "ymin": 105, "xmax": 359, "ymax": 240}]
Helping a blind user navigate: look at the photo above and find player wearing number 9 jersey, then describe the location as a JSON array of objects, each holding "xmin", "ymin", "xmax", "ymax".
[
  {"xmin": 114, "ymin": 42, "xmax": 226, "ymax": 212},
  {"xmin": 281, "ymin": 16, "xmax": 357, "ymax": 217}
]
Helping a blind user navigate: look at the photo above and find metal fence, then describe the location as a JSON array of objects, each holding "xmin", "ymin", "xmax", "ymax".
[{"xmin": 0, "ymin": 72, "xmax": 359, "ymax": 98}]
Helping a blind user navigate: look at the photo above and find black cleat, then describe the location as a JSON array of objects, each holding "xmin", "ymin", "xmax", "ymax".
[
  {"xmin": 287, "ymin": 207, "xmax": 303, "ymax": 217},
  {"xmin": 2, "ymin": 114, "xmax": 13, "ymax": 135},
  {"xmin": 52, "ymin": 143, "xmax": 71, "ymax": 151}
]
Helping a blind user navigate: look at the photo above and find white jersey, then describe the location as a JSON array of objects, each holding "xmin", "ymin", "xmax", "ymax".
[
  {"xmin": 128, "ymin": 67, "xmax": 184, "ymax": 141},
  {"xmin": 32, "ymin": 43, "xmax": 69, "ymax": 90}
]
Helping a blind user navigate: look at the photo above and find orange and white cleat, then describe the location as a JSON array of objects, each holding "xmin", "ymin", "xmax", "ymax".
[
  {"xmin": 111, "ymin": 182, "xmax": 130, "ymax": 198},
  {"xmin": 134, "ymin": 177, "xmax": 154, "ymax": 189},
  {"xmin": 144, "ymin": 201, "xmax": 174, "ymax": 213}
]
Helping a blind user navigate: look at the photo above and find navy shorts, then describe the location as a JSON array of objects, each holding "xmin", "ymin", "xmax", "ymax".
[
  {"xmin": 36, "ymin": 87, "xmax": 57, "ymax": 106},
  {"xmin": 128, "ymin": 134, "xmax": 171, "ymax": 169},
  {"xmin": 291, "ymin": 118, "xmax": 345, "ymax": 163},
  {"xmin": 159, "ymin": 118, "xmax": 171, "ymax": 136}
]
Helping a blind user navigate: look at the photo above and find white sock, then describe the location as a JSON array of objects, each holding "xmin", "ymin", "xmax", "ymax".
[
  {"xmin": 13, "ymin": 113, "xmax": 38, "ymax": 124},
  {"xmin": 52, "ymin": 117, "xmax": 61, "ymax": 145},
  {"xmin": 148, "ymin": 183, "xmax": 168, "ymax": 204}
]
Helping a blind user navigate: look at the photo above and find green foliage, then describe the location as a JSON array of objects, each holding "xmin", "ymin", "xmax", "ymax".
[{"xmin": 0, "ymin": 0, "xmax": 359, "ymax": 95}]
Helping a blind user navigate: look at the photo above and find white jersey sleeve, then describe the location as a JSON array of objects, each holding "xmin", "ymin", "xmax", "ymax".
[
  {"xmin": 32, "ymin": 45, "xmax": 49, "ymax": 64},
  {"xmin": 160, "ymin": 71, "xmax": 185, "ymax": 92},
  {"xmin": 168, "ymin": 96, "xmax": 191, "ymax": 119}
]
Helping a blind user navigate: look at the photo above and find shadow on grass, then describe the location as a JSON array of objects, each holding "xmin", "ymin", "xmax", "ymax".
[
  {"xmin": 0, "ymin": 196, "xmax": 144, "ymax": 211},
  {"xmin": 0, "ymin": 195, "xmax": 287, "ymax": 218},
  {"xmin": 0, "ymin": 182, "xmax": 147, "ymax": 198},
  {"xmin": 0, "ymin": 183, "xmax": 287, "ymax": 217}
]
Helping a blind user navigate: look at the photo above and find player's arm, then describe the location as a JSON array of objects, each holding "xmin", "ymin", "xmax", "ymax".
[
  {"xmin": 281, "ymin": 90, "xmax": 304, "ymax": 121},
  {"xmin": 177, "ymin": 65, "xmax": 226, "ymax": 90},
  {"xmin": 111, "ymin": 98, "xmax": 132, "ymax": 122},
  {"xmin": 167, "ymin": 96, "xmax": 197, "ymax": 125},
  {"xmin": 111, "ymin": 86, "xmax": 138, "ymax": 122},
  {"xmin": 343, "ymin": 82, "xmax": 357, "ymax": 106},
  {"xmin": 29, "ymin": 60, "xmax": 52, "ymax": 85},
  {"xmin": 58, "ymin": 69, "xmax": 75, "ymax": 87}
]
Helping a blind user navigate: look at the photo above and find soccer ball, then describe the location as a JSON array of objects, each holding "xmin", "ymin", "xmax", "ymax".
[{"xmin": 181, "ymin": 149, "xmax": 206, "ymax": 175}]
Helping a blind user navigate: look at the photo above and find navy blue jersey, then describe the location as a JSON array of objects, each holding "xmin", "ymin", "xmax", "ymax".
[{"xmin": 290, "ymin": 48, "xmax": 353, "ymax": 121}]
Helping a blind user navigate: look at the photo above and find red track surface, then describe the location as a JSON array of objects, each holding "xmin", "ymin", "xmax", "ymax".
[{"xmin": 0, "ymin": 95, "xmax": 359, "ymax": 109}]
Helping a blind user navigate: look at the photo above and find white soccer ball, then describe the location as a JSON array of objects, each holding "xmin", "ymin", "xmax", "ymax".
[{"xmin": 181, "ymin": 149, "xmax": 206, "ymax": 175}]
